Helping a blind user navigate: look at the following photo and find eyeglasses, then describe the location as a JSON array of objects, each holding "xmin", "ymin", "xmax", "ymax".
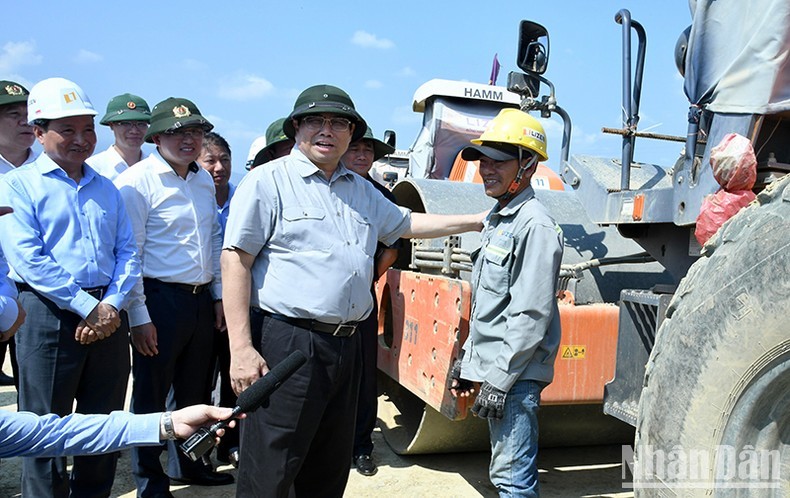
[
  {"xmin": 300, "ymin": 116, "xmax": 352, "ymax": 133},
  {"xmin": 115, "ymin": 121, "xmax": 149, "ymax": 130},
  {"xmin": 163, "ymin": 127, "xmax": 205, "ymax": 139}
]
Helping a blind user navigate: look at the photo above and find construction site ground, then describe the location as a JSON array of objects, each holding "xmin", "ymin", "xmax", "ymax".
[{"xmin": 0, "ymin": 361, "xmax": 633, "ymax": 497}]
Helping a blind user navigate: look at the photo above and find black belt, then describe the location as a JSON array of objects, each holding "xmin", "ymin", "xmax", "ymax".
[
  {"xmin": 260, "ymin": 310, "xmax": 358, "ymax": 337},
  {"xmin": 17, "ymin": 282, "xmax": 107, "ymax": 300},
  {"xmin": 144, "ymin": 278, "xmax": 210, "ymax": 295}
]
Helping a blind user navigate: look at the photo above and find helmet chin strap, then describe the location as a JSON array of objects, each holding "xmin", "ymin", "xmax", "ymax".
[{"xmin": 498, "ymin": 148, "xmax": 538, "ymax": 202}]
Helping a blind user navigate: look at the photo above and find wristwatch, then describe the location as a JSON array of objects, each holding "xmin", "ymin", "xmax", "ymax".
[{"xmin": 160, "ymin": 411, "xmax": 177, "ymax": 440}]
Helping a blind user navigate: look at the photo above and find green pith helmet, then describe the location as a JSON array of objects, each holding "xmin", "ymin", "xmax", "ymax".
[
  {"xmin": 144, "ymin": 97, "xmax": 213, "ymax": 143},
  {"xmin": 283, "ymin": 84, "xmax": 367, "ymax": 142},
  {"xmin": 356, "ymin": 126, "xmax": 395, "ymax": 161},
  {"xmin": 0, "ymin": 80, "xmax": 29, "ymax": 107},
  {"xmin": 249, "ymin": 117, "xmax": 293, "ymax": 169},
  {"xmin": 100, "ymin": 93, "xmax": 151, "ymax": 125}
]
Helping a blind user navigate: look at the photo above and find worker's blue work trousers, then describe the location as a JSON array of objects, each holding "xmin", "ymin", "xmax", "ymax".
[{"xmin": 488, "ymin": 380, "xmax": 543, "ymax": 498}]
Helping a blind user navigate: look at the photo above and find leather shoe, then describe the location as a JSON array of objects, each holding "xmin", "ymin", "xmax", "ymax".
[
  {"xmin": 216, "ymin": 447, "xmax": 240, "ymax": 468},
  {"xmin": 169, "ymin": 469, "xmax": 234, "ymax": 486},
  {"xmin": 0, "ymin": 372, "xmax": 14, "ymax": 386},
  {"xmin": 353, "ymin": 454, "xmax": 378, "ymax": 476}
]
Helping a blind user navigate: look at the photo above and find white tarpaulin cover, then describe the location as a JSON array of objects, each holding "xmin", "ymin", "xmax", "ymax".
[{"xmin": 685, "ymin": 0, "xmax": 790, "ymax": 114}]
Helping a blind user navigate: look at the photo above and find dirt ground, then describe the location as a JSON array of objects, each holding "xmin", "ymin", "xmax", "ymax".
[{"xmin": 0, "ymin": 364, "xmax": 634, "ymax": 497}]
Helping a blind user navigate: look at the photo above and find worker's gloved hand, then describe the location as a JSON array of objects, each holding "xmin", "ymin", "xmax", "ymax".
[
  {"xmin": 449, "ymin": 358, "xmax": 474, "ymax": 395},
  {"xmin": 471, "ymin": 382, "xmax": 507, "ymax": 419}
]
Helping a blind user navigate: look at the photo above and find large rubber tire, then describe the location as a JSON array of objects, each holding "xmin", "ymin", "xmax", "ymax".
[{"xmin": 634, "ymin": 174, "xmax": 790, "ymax": 497}]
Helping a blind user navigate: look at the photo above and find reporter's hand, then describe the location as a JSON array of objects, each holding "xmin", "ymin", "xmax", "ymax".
[
  {"xmin": 131, "ymin": 322, "xmax": 158, "ymax": 356},
  {"xmin": 230, "ymin": 344, "xmax": 268, "ymax": 396},
  {"xmin": 170, "ymin": 404, "xmax": 243, "ymax": 440},
  {"xmin": 471, "ymin": 381, "xmax": 508, "ymax": 419}
]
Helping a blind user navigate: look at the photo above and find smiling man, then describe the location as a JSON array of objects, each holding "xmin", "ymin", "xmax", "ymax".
[
  {"xmin": 115, "ymin": 98, "xmax": 230, "ymax": 494},
  {"xmin": 0, "ymin": 77, "xmax": 141, "ymax": 498},
  {"xmin": 222, "ymin": 84, "xmax": 487, "ymax": 497},
  {"xmin": 450, "ymin": 108, "xmax": 564, "ymax": 498},
  {"xmin": 87, "ymin": 93, "xmax": 151, "ymax": 180}
]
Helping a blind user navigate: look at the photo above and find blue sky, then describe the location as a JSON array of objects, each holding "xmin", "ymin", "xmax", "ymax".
[{"xmin": 2, "ymin": 0, "xmax": 692, "ymax": 184}]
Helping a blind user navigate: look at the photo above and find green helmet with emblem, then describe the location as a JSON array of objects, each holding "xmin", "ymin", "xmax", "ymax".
[
  {"xmin": 144, "ymin": 97, "xmax": 213, "ymax": 143},
  {"xmin": 100, "ymin": 93, "xmax": 151, "ymax": 125},
  {"xmin": 283, "ymin": 84, "xmax": 367, "ymax": 142},
  {"xmin": 0, "ymin": 80, "xmax": 29, "ymax": 107}
]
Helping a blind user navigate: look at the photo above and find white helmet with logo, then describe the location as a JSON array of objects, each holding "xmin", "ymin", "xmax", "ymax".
[{"xmin": 27, "ymin": 77, "xmax": 97, "ymax": 123}]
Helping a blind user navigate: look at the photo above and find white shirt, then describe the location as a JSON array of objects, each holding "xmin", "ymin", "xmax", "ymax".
[
  {"xmin": 0, "ymin": 148, "xmax": 36, "ymax": 175},
  {"xmin": 115, "ymin": 149, "xmax": 222, "ymax": 326},
  {"xmin": 87, "ymin": 145, "xmax": 144, "ymax": 181}
]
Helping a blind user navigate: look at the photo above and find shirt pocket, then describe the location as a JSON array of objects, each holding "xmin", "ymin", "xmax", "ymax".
[
  {"xmin": 348, "ymin": 209, "xmax": 377, "ymax": 256},
  {"xmin": 479, "ymin": 235, "xmax": 513, "ymax": 296},
  {"xmin": 282, "ymin": 206, "xmax": 332, "ymax": 252}
]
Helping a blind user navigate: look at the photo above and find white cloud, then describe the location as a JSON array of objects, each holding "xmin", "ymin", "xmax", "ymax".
[
  {"xmin": 218, "ymin": 73, "xmax": 274, "ymax": 101},
  {"xmin": 0, "ymin": 41, "xmax": 42, "ymax": 74},
  {"xmin": 397, "ymin": 66, "xmax": 416, "ymax": 77},
  {"xmin": 74, "ymin": 49, "xmax": 102, "ymax": 64},
  {"xmin": 351, "ymin": 31, "xmax": 395, "ymax": 49},
  {"xmin": 364, "ymin": 80, "xmax": 383, "ymax": 89}
]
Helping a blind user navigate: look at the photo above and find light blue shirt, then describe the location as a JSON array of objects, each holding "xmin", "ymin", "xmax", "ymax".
[
  {"xmin": 217, "ymin": 183, "xmax": 236, "ymax": 237},
  {"xmin": 224, "ymin": 148, "xmax": 411, "ymax": 323},
  {"xmin": 0, "ymin": 249, "xmax": 18, "ymax": 331},
  {"xmin": 0, "ymin": 409, "xmax": 161, "ymax": 458},
  {"xmin": 0, "ymin": 153, "xmax": 141, "ymax": 318}
]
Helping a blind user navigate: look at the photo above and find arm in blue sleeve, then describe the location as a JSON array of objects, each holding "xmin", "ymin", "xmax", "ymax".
[
  {"xmin": 0, "ymin": 410, "xmax": 161, "ymax": 458},
  {"xmin": 0, "ymin": 178, "xmax": 98, "ymax": 318}
]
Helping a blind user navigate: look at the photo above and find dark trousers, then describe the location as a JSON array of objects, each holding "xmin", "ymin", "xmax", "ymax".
[
  {"xmin": 236, "ymin": 312, "xmax": 361, "ymax": 498},
  {"xmin": 212, "ymin": 325, "xmax": 239, "ymax": 455},
  {"xmin": 131, "ymin": 280, "xmax": 215, "ymax": 497},
  {"xmin": 353, "ymin": 296, "xmax": 379, "ymax": 457},
  {"xmin": 16, "ymin": 288, "xmax": 130, "ymax": 498}
]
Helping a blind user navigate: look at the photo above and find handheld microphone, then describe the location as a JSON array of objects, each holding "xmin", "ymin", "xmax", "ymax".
[{"xmin": 179, "ymin": 350, "xmax": 307, "ymax": 461}]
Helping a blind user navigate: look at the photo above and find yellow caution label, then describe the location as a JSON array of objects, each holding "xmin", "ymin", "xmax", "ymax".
[{"xmin": 561, "ymin": 345, "xmax": 586, "ymax": 359}]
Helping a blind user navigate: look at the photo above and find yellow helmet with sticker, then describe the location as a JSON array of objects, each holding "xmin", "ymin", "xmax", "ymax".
[{"xmin": 471, "ymin": 108, "xmax": 548, "ymax": 162}]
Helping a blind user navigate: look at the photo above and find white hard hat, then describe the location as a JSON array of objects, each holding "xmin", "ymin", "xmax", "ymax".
[
  {"xmin": 27, "ymin": 77, "xmax": 97, "ymax": 123},
  {"xmin": 245, "ymin": 135, "xmax": 267, "ymax": 170}
]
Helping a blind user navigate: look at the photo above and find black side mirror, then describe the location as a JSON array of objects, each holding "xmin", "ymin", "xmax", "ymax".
[
  {"xmin": 383, "ymin": 130, "xmax": 396, "ymax": 148},
  {"xmin": 517, "ymin": 21, "xmax": 549, "ymax": 74}
]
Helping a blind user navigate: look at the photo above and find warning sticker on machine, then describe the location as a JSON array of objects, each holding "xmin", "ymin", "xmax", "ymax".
[{"xmin": 561, "ymin": 345, "xmax": 586, "ymax": 359}]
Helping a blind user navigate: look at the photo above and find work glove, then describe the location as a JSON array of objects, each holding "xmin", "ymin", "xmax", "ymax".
[
  {"xmin": 449, "ymin": 358, "xmax": 474, "ymax": 394},
  {"xmin": 471, "ymin": 381, "xmax": 507, "ymax": 419}
]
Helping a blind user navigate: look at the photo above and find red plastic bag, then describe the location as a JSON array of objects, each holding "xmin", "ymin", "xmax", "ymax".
[
  {"xmin": 695, "ymin": 189, "xmax": 756, "ymax": 246},
  {"xmin": 709, "ymin": 133, "xmax": 757, "ymax": 191}
]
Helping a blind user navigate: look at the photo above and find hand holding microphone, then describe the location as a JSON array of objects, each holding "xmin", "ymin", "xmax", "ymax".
[{"xmin": 180, "ymin": 350, "xmax": 307, "ymax": 462}]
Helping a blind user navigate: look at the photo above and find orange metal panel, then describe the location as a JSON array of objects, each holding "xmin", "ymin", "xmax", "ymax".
[{"xmin": 376, "ymin": 269, "xmax": 620, "ymax": 419}]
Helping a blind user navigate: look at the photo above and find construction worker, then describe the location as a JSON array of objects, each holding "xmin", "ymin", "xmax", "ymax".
[
  {"xmin": 341, "ymin": 126, "xmax": 399, "ymax": 477},
  {"xmin": 88, "ymin": 93, "xmax": 151, "ymax": 180},
  {"xmin": 450, "ymin": 108, "xmax": 563, "ymax": 497},
  {"xmin": 222, "ymin": 84, "xmax": 485, "ymax": 497},
  {"xmin": 0, "ymin": 80, "xmax": 35, "ymax": 387},
  {"xmin": 115, "ymin": 97, "xmax": 231, "ymax": 493},
  {"xmin": 245, "ymin": 117, "xmax": 294, "ymax": 170},
  {"xmin": 0, "ymin": 77, "xmax": 141, "ymax": 498}
]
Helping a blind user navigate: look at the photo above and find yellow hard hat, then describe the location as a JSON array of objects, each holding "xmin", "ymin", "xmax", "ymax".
[{"xmin": 471, "ymin": 108, "xmax": 548, "ymax": 162}]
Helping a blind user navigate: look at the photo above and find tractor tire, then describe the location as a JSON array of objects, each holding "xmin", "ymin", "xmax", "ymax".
[{"xmin": 634, "ymin": 174, "xmax": 790, "ymax": 497}]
